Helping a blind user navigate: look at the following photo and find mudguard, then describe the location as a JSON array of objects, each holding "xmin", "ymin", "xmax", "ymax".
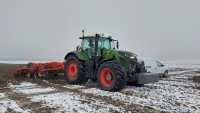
[{"xmin": 64, "ymin": 51, "xmax": 90, "ymax": 62}]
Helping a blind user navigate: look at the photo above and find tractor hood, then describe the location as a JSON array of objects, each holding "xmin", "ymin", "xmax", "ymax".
[{"xmin": 118, "ymin": 50, "xmax": 137, "ymax": 59}]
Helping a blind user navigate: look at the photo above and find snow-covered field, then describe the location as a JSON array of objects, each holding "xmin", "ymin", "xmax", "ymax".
[
  {"xmin": 9, "ymin": 82, "xmax": 56, "ymax": 95},
  {"xmin": 164, "ymin": 60, "xmax": 200, "ymax": 69},
  {"xmin": 1, "ymin": 61, "xmax": 200, "ymax": 113},
  {"xmin": 31, "ymin": 91, "xmax": 127, "ymax": 113},
  {"xmin": 81, "ymin": 73, "xmax": 200, "ymax": 113},
  {"xmin": 5, "ymin": 82, "xmax": 129, "ymax": 113},
  {"xmin": 0, "ymin": 93, "xmax": 29, "ymax": 113}
]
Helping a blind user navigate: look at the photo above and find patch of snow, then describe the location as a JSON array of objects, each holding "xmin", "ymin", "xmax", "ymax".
[
  {"xmin": 9, "ymin": 82, "xmax": 55, "ymax": 95},
  {"xmin": 13, "ymin": 87, "xmax": 56, "ymax": 95},
  {"xmin": 9, "ymin": 82, "xmax": 37, "ymax": 88},
  {"xmin": 0, "ymin": 93, "xmax": 5, "ymax": 99},
  {"xmin": 80, "ymin": 88, "xmax": 146, "ymax": 105},
  {"xmin": 31, "ymin": 92, "xmax": 128, "ymax": 113},
  {"xmin": 63, "ymin": 84, "xmax": 85, "ymax": 90},
  {"xmin": 0, "ymin": 99, "xmax": 29, "ymax": 113}
]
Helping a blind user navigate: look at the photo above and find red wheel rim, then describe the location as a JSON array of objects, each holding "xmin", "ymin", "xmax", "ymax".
[
  {"xmin": 100, "ymin": 67, "xmax": 113, "ymax": 87},
  {"xmin": 67, "ymin": 62, "xmax": 77, "ymax": 80}
]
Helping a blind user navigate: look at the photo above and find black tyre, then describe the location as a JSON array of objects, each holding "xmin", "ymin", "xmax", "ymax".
[
  {"xmin": 97, "ymin": 61, "xmax": 126, "ymax": 92},
  {"xmin": 64, "ymin": 54, "xmax": 88, "ymax": 84}
]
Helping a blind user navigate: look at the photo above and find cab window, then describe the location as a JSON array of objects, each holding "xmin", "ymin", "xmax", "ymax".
[
  {"xmin": 82, "ymin": 38, "xmax": 95, "ymax": 49},
  {"xmin": 82, "ymin": 39, "xmax": 90, "ymax": 50},
  {"xmin": 100, "ymin": 39, "xmax": 111, "ymax": 49}
]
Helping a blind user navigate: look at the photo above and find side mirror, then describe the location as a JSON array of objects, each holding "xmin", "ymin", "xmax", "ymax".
[{"xmin": 117, "ymin": 41, "xmax": 119, "ymax": 49}]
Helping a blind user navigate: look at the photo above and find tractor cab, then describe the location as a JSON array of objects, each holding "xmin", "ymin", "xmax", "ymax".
[{"xmin": 79, "ymin": 34, "xmax": 119, "ymax": 56}]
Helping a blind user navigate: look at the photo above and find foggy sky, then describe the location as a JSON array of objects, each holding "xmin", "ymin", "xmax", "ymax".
[{"xmin": 0, "ymin": 0, "xmax": 200, "ymax": 61}]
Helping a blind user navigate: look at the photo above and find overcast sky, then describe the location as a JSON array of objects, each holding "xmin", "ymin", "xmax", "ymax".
[{"xmin": 0, "ymin": 0, "xmax": 200, "ymax": 61}]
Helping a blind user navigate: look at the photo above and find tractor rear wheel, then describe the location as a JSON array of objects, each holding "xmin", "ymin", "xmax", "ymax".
[
  {"xmin": 64, "ymin": 54, "xmax": 88, "ymax": 84},
  {"xmin": 97, "ymin": 61, "xmax": 126, "ymax": 92}
]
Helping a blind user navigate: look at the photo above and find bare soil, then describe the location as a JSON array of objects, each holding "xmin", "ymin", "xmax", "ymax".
[{"xmin": 193, "ymin": 75, "xmax": 200, "ymax": 83}]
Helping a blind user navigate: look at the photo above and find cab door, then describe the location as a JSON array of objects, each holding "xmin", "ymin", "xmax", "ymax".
[
  {"xmin": 81, "ymin": 38, "xmax": 96, "ymax": 79},
  {"xmin": 81, "ymin": 38, "xmax": 95, "ymax": 58}
]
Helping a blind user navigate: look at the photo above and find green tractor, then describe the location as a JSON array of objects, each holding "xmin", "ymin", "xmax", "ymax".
[{"xmin": 64, "ymin": 31, "xmax": 159, "ymax": 91}]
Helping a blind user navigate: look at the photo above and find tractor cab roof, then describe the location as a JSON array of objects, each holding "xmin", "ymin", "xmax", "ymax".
[{"xmin": 79, "ymin": 34, "xmax": 118, "ymax": 41}]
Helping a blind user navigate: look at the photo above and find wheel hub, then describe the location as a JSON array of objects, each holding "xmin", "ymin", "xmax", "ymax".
[
  {"xmin": 100, "ymin": 68, "xmax": 113, "ymax": 87},
  {"xmin": 67, "ymin": 62, "xmax": 78, "ymax": 80},
  {"xmin": 105, "ymin": 74, "xmax": 112, "ymax": 81}
]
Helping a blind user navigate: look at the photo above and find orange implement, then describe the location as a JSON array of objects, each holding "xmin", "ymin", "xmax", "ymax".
[{"xmin": 11, "ymin": 62, "xmax": 64, "ymax": 78}]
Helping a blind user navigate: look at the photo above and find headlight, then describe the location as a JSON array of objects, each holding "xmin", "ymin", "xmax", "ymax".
[{"xmin": 130, "ymin": 56, "xmax": 135, "ymax": 59}]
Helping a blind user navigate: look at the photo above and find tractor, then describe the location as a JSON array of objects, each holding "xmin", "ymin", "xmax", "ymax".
[{"xmin": 64, "ymin": 31, "xmax": 159, "ymax": 91}]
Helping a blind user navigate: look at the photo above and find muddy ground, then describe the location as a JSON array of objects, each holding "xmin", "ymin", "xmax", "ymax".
[{"xmin": 0, "ymin": 63, "xmax": 200, "ymax": 113}]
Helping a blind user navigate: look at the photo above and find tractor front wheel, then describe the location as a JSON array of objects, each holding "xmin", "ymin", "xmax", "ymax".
[
  {"xmin": 64, "ymin": 54, "xmax": 88, "ymax": 84},
  {"xmin": 97, "ymin": 61, "xmax": 126, "ymax": 92}
]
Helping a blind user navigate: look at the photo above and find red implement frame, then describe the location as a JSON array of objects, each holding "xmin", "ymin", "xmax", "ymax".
[{"xmin": 11, "ymin": 62, "xmax": 64, "ymax": 78}]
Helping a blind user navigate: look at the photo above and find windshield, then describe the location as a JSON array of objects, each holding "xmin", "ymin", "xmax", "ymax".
[
  {"xmin": 99, "ymin": 38, "xmax": 117, "ymax": 49},
  {"xmin": 82, "ymin": 39, "xmax": 90, "ymax": 50},
  {"xmin": 81, "ymin": 37, "xmax": 117, "ymax": 50},
  {"xmin": 81, "ymin": 38, "xmax": 95, "ymax": 50},
  {"xmin": 101, "ymin": 39, "xmax": 111, "ymax": 49}
]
